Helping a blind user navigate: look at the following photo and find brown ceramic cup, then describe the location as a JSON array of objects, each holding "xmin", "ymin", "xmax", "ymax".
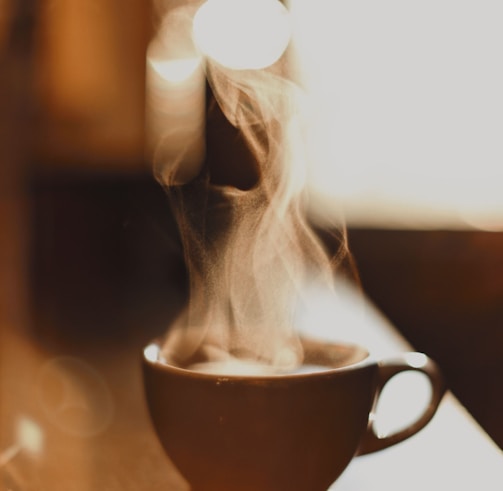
[{"xmin": 142, "ymin": 337, "xmax": 445, "ymax": 491}]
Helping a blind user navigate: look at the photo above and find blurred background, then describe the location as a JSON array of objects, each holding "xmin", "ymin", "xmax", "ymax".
[{"xmin": 1, "ymin": 0, "xmax": 502, "ymax": 487}]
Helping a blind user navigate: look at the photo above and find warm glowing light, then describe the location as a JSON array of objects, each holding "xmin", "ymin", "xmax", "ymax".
[
  {"xmin": 289, "ymin": 0, "xmax": 503, "ymax": 229},
  {"xmin": 16, "ymin": 417, "xmax": 44, "ymax": 455},
  {"xmin": 0, "ymin": 417, "xmax": 44, "ymax": 467},
  {"xmin": 146, "ymin": 6, "xmax": 206, "ymax": 185},
  {"xmin": 146, "ymin": 51, "xmax": 206, "ymax": 185},
  {"xmin": 144, "ymin": 344, "xmax": 159, "ymax": 363},
  {"xmin": 148, "ymin": 57, "xmax": 202, "ymax": 84},
  {"xmin": 37, "ymin": 357, "xmax": 114, "ymax": 437},
  {"xmin": 193, "ymin": 0, "xmax": 291, "ymax": 70}
]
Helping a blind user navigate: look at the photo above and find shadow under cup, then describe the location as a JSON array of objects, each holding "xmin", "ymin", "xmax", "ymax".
[{"xmin": 142, "ymin": 338, "xmax": 446, "ymax": 491}]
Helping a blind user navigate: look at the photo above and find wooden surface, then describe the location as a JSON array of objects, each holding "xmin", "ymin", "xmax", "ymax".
[{"xmin": 308, "ymin": 281, "xmax": 503, "ymax": 490}]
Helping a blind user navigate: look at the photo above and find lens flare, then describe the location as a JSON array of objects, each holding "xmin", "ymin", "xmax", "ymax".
[
  {"xmin": 146, "ymin": 52, "xmax": 206, "ymax": 185},
  {"xmin": 17, "ymin": 417, "xmax": 44, "ymax": 455},
  {"xmin": 148, "ymin": 57, "xmax": 201, "ymax": 84},
  {"xmin": 144, "ymin": 343, "xmax": 160, "ymax": 363},
  {"xmin": 0, "ymin": 417, "xmax": 44, "ymax": 468},
  {"xmin": 146, "ymin": 6, "xmax": 207, "ymax": 185},
  {"xmin": 193, "ymin": 0, "xmax": 291, "ymax": 70}
]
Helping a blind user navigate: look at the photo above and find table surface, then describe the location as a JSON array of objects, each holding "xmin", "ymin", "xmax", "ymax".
[
  {"xmin": 322, "ymin": 282, "xmax": 503, "ymax": 490},
  {"xmin": 1, "ymin": 279, "xmax": 502, "ymax": 491}
]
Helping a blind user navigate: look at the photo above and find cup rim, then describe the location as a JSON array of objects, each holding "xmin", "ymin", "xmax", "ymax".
[{"xmin": 143, "ymin": 337, "xmax": 373, "ymax": 381}]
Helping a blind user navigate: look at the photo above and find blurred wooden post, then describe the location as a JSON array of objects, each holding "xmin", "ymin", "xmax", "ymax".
[
  {"xmin": 0, "ymin": 0, "xmax": 36, "ymax": 330},
  {"xmin": 34, "ymin": 0, "xmax": 152, "ymax": 171}
]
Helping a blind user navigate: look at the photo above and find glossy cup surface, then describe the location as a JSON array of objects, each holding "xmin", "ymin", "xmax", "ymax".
[{"xmin": 143, "ymin": 338, "xmax": 445, "ymax": 491}]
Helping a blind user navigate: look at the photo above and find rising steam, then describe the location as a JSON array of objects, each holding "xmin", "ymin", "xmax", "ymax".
[{"xmin": 150, "ymin": 1, "xmax": 352, "ymax": 371}]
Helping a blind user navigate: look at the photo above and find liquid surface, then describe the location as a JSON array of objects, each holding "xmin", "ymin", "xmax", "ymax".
[
  {"xmin": 186, "ymin": 360, "xmax": 333, "ymax": 376},
  {"xmin": 151, "ymin": 338, "xmax": 369, "ymax": 376}
]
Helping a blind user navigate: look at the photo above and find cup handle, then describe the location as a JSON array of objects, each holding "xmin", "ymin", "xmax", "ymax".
[{"xmin": 357, "ymin": 352, "xmax": 446, "ymax": 455}]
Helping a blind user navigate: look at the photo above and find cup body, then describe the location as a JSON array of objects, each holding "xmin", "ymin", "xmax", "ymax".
[{"xmin": 143, "ymin": 339, "xmax": 378, "ymax": 491}]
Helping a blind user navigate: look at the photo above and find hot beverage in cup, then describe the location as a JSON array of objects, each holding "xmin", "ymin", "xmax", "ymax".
[
  {"xmin": 145, "ymin": 5, "xmax": 446, "ymax": 489},
  {"xmin": 143, "ymin": 337, "xmax": 445, "ymax": 491}
]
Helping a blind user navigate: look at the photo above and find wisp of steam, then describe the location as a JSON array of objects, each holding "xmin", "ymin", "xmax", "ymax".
[{"xmin": 150, "ymin": 1, "xmax": 353, "ymax": 373}]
